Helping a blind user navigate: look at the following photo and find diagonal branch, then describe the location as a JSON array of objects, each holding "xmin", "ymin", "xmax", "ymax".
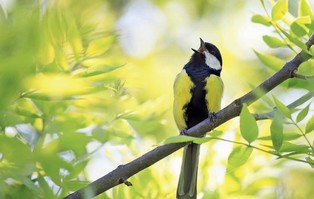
[{"xmin": 64, "ymin": 33, "xmax": 314, "ymax": 199}]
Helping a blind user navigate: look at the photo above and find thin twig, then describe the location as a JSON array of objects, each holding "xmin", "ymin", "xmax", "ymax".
[
  {"xmin": 211, "ymin": 137, "xmax": 313, "ymax": 166},
  {"xmin": 293, "ymin": 72, "xmax": 314, "ymax": 80},
  {"xmin": 253, "ymin": 90, "xmax": 314, "ymax": 120}
]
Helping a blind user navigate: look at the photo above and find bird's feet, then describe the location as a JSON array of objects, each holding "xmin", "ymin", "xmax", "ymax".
[
  {"xmin": 208, "ymin": 112, "xmax": 217, "ymax": 122},
  {"xmin": 179, "ymin": 128, "xmax": 188, "ymax": 135}
]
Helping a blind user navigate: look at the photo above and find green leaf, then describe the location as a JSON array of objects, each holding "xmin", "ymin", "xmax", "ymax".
[
  {"xmin": 273, "ymin": 96, "xmax": 291, "ymax": 119},
  {"xmin": 37, "ymin": 175, "xmax": 55, "ymax": 198},
  {"xmin": 280, "ymin": 142, "xmax": 310, "ymax": 153},
  {"xmin": 251, "ymin": 14, "xmax": 271, "ymax": 26},
  {"xmin": 74, "ymin": 65, "xmax": 124, "ymax": 77},
  {"xmin": 305, "ymin": 156, "xmax": 314, "ymax": 168},
  {"xmin": 254, "ymin": 50, "xmax": 285, "ymax": 70},
  {"xmin": 270, "ymin": 113, "xmax": 284, "ymax": 152},
  {"xmin": 291, "ymin": 21, "xmax": 308, "ymax": 37},
  {"xmin": 305, "ymin": 115, "xmax": 314, "ymax": 134},
  {"xmin": 258, "ymin": 132, "xmax": 302, "ymax": 141},
  {"xmin": 210, "ymin": 130, "xmax": 223, "ymax": 137},
  {"xmin": 15, "ymin": 107, "xmax": 42, "ymax": 118},
  {"xmin": 271, "ymin": 0, "xmax": 288, "ymax": 21},
  {"xmin": 278, "ymin": 26, "xmax": 307, "ymax": 49},
  {"xmin": 227, "ymin": 146, "xmax": 253, "ymax": 173},
  {"xmin": 299, "ymin": 0, "xmax": 313, "ymax": 16},
  {"xmin": 262, "ymin": 35, "xmax": 286, "ymax": 48},
  {"xmin": 163, "ymin": 135, "xmax": 197, "ymax": 144},
  {"xmin": 296, "ymin": 103, "xmax": 310, "ymax": 123},
  {"xmin": 283, "ymin": 132, "xmax": 302, "ymax": 141},
  {"xmin": 290, "ymin": 17, "xmax": 311, "ymax": 37},
  {"xmin": 164, "ymin": 135, "xmax": 215, "ymax": 145},
  {"xmin": 240, "ymin": 104, "xmax": 258, "ymax": 144}
]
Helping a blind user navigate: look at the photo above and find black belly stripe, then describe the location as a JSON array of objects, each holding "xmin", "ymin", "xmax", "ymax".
[{"xmin": 184, "ymin": 65, "xmax": 211, "ymax": 129}]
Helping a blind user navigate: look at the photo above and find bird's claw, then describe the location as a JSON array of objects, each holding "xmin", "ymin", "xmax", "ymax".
[
  {"xmin": 208, "ymin": 112, "xmax": 217, "ymax": 122},
  {"xmin": 180, "ymin": 129, "xmax": 188, "ymax": 135}
]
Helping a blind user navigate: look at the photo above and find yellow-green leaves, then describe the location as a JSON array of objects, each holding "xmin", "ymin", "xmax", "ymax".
[
  {"xmin": 270, "ymin": 97, "xmax": 288, "ymax": 152},
  {"xmin": 298, "ymin": 0, "xmax": 313, "ymax": 16},
  {"xmin": 240, "ymin": 104, "xmax": 258, "ymax": 144},
  {"xmin": 164, "ymin": 135, "xmax": 197, "ymax": 144},
  {"xmin": 271, "ymin": 0, "xmax": 288, "ymax": 21},
  {"xmin": 305, "ymin": 115, "xmax": 314, "ymax": 134},
  {"xmin": 273, "ymin": 96, "xmax": 291, "ymax": 119},
  {"xmin": 254, "ymin": 50, "xmax": 285, "ymax": 71},
  {"xmin": 251, "ymin": 14, "xmax": 271, "ymax": 26},
  {"xmin": 291, "ymin": 16, "xmax": 312, "ymax": 37},
  {"xmin": 263, "ymin": 35, "xmax": 286, "ymax": 48},
  {"xmin": 296, "ymin": 103, "xmax": 310, "ymax": 123},
  {"xmin": 227, "ymin": 146, "xmax": 253, "ymax": 173},
  {"xmin": 270, "ymin": 113, "xmax": 284, "ymax": 152},
  {"xmin": 253, "ymin": 0, "xmax": 313, "ymax": 52}
]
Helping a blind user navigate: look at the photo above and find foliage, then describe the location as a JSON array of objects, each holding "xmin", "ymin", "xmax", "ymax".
[
  {"xmin": 0, "ymin": 0, "xmax": 313, "ymax": 199},
  {"xmin": 0, "ymin": 1, "xmax": 166, "ymax": 198}
]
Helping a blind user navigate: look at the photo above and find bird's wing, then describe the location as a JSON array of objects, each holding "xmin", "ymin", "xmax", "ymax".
[
  {"xmin": 173, "ymin": 69, "xmax": 194, "ymax": 130},
  {"xmin": 205, "ymin": 75, "xmax": 224, "ymax": 113}
]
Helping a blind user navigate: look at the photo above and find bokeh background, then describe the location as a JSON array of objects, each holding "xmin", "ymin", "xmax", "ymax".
[{"xmin": 0, "ymin": 0, "xmax": 314, "ymax": 198}]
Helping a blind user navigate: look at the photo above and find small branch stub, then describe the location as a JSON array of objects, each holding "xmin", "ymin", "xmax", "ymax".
[{"xmin": 119, "ymin": 178, "xmax": 133, "ymax": 186}]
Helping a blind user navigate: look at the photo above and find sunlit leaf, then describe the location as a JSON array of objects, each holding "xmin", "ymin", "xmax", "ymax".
[
  {"xmin": 193, "ymin": 136, "xmax": 215, "ymax": 144},
  {"xmin": 263, "ymin": 35, "xmax": 286, "ymax": 48},
  {"xmin": 0, "ymin": 134, "xmax": 34, "ymax": 165},
  {"xmin": 271, "ymin": 0, "xmax": 288, "ymax": 21},
  {"xmin": 37, "ymin": 175, "xmax": 55, "ymax": 198},
  {"xmin": 227, "ymin": 146, "xmax": 253, "ymax": 173},
  {"xmin": 73, "ymin": 65, "xmax": 124, "ymax": 77},
  {"xmin": 258, "ymin": 132, "xmax": 302, "ymax": 141},
  {"xmin": 270, "ymin": 113, "xmax": 284, "ymax": 152},
  {"xmin": 280, "ymin": 142, "xmax": 310, "ymax": 153},
  {"xmin": 298, "ymin": 0, "xmax": 313, "ymax": 16},
  {"xmin": 306, "ymin": 156, "xmax": 314, "ymax": 168},
  {"xmin": 62, "ymin": 180, "xmax": 90, "ymax": 191},
  {"xmin": 305, "ymin": 115, "xmax": 314, "ymax": 134},
  {"xmin": 254, "ymin": 50, "xmax": 285, "ymax": 70},
  {"xmin": 15, "ymin": 107, "xmax": 42, "ymax": 118},
  {"xmin": 251, "ymin": 14, "xmax": 271, "ymax": 26},
  {"xmin": 273, "ymin": 96, "xmax": 291, "ymax": 119},
  {"xmin": 283, "ymin": 132, "xmax": 302, "ymax": 140},
  {"xmin": 278, "ymin": 26, "xmax": 307, "ymax": 49},
  {"xmin": 291, "ymin": 21, "xmax": 309, "ymax": 37},
  {"xmin": 210, "ymin": 130, "xmax": 223, "ymax": 137},
  {"xmin": 163, "ymin": 135, "xmax": 197, "ymax": 144},
  {"xmin": 296, "ymin": 103, "xmax": 310, "ymax": 123},
  {"xmin": 28, "ymin": 74, "xmax": 91, "ymax": 97},
  {"xmin": 59, "ymin": 132, "xmax": 92, "ymax": 157},
  {"xmin": 291, "ymin": 17, "xmax": 311, "ymax": 37},
  {"xmin": 86, "ymin": 36, "xmax": 116, "ymax": 56},
  {"xmin": 240, "ymin": 104, "xmax": 258, "ymax": 144},
  {"xmin": 68, "ymin": 20, "xmax": 83, "ymax": 59}
]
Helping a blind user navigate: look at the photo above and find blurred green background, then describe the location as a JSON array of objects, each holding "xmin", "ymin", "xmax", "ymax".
[{"xmin": 0, "ymin": 0, "xmax": 314, "ymax": 198}]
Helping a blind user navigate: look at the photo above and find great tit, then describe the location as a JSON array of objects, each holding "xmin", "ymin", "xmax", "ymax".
[{"xmin": 173, "ymin": 38, "xmax": 223, "ymax": 199}]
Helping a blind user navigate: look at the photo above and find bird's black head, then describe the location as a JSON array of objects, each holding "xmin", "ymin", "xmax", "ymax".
[{"xmin": 191, "ymin": 38, "xmax": 222, "ymax": 71}]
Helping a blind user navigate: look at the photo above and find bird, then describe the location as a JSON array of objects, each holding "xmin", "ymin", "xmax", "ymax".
[{"xmin": 173, "ymin": 38, "xmax": 223, "ymax": 199}]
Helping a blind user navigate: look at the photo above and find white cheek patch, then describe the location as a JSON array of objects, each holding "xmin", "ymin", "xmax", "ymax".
[{"xmin": 204, "ymin": 51, "xmax": 221, "ymax": 70}]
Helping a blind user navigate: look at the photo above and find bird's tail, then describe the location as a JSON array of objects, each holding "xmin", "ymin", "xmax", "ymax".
[{"xmin": 176, "ymin": 143, "xmax": 200, "ymax": 199}]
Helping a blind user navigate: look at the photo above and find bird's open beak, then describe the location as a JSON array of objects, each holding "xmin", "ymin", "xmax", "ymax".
[
  {"xmin": 198, "ymin": 38, "xmax": 206, "ymax": 53},
  {"xmin": 191, "ymin": 48, "xmax": 198, "ymax": 53}
]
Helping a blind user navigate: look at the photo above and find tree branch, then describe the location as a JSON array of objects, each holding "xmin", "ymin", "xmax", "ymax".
[{"xmin": 64, "ymin": 33, "xmax": 314, "ymax": 199}]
